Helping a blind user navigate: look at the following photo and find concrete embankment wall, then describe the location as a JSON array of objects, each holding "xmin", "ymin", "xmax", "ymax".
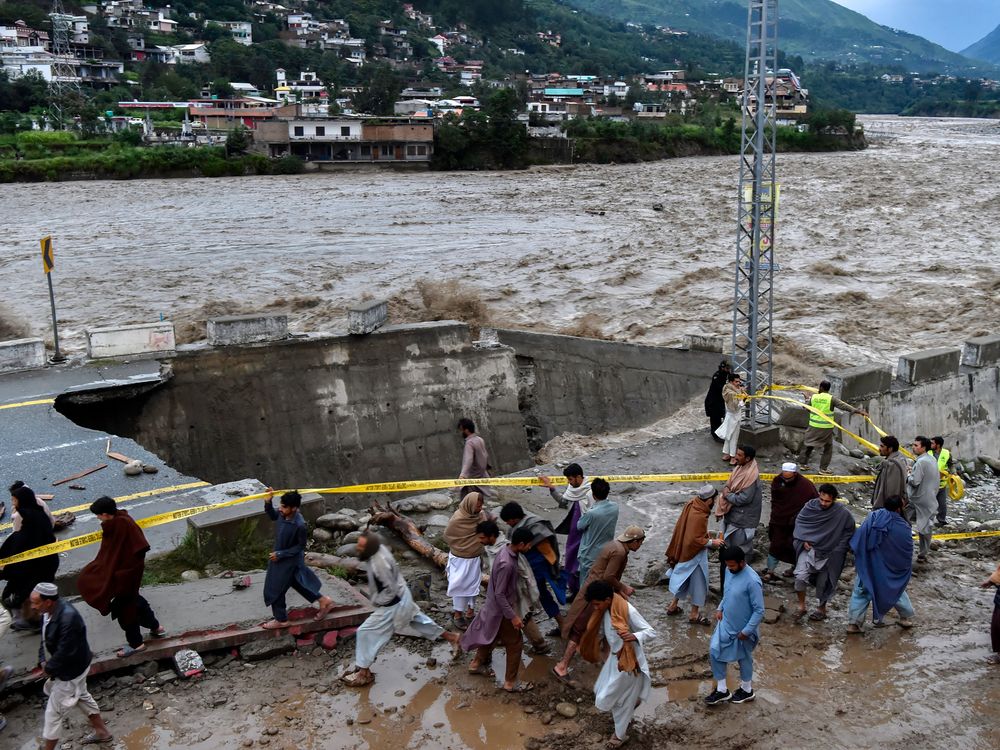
[
  {"xmin": 495, "ymin": 329, "xmax": 721, "ymax": 451},
  {"xmin": 779, "ymin": 337, "xmax": 1000, "ymax": 460},
  {"xmin": 60, "ymin": 322, "xmax": 530, "ymax": 488},
  {"xmin": 56, "ymin": 321, "xmax": 719, "ymax": 487}
]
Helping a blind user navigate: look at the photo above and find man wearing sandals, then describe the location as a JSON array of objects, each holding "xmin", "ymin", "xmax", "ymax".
[
  {"xmin": 31, "ymin": 583, "xmax": 113, "ymax": 747},
  {"xmin": 791, "ymin": 485, "xmax": 856, "ymax": 622},
  {"xmin": 665, "ymin": 485, "xmax": 724, "ymax": 626},
  {"xmin": 343, "ymin": 532, "xmax": 460, "ymax": 687},
  {"xmin": 461, "ymin": 528, "xmax": 535, "ymax": 693},
  {"xmin": 261, "ymin": 490, "xmax": 335, "ymax": 630},
  {"xmin": 577, "ymin": 580, "xmax": 656, "ymax": 749},
  {"xmin": 77, "ymin": 497, "xmax": 166, "ymax": 657}
]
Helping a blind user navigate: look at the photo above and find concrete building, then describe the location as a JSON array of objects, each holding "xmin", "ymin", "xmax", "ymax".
[
  {"xmin": 274, "ymin": 69, "xmax": 327, "ymax": 102},
  {"xmin": 207, "ymin": 20, "xmax": 252, "ymax": 46},
  {"xmin": 187, "ymin": 96, "xmax": 282, "ymax": 130},
  {"xmin": 255, "ymin": 111, "xmax": 434, "ymax": 164}
]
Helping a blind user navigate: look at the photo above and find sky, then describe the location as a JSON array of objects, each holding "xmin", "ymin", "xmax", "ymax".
[{"xmin": 833, "ymin": 0, "xmax": 1000, "ymax": 51}]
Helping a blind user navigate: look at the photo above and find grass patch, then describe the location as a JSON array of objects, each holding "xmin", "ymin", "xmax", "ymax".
[
  {"xmin": 327, "ymin": 565, "xmax": 352, "ymax": 580},
  {"xmin": 143, "ymin": 519, "xmax": 271, "ymax": 585}
]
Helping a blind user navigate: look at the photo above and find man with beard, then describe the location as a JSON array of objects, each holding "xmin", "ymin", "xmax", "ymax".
[
  {"xmin": 542, "ymin": 463, "xmax": 592, "ymax": 599},
  {"xmin": 792, "ymin": 484, "xmax": 856, "ymax": 621},
  {"xmin": 907, "ymin": 436, "xmax": 939, "ymax": 563},
  {"xmin": 715, "ymin": 445, "xmax": 763, "ymax": 596},
  {"xmin": 871, "ymin": 435, "xmax": 907, "ymax": 510},
  {"xmin": 763, "ymin": 463, "xmax": 816, "ymax": 583},
  {"xmin": 342, "ymin": 532, "xmax": 460, "ymax": 687},
  {"xmin": 499, "ymin": 502, "xmax": 566, "ymax": 635},
  {"xmin": 461, "ymin": 527, "xmax": 535, "ymax": 692}
]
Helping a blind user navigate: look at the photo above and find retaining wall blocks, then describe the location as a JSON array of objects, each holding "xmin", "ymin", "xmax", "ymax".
[
  {"xmin": 961, "ymin": 335, "xmax": 1000, "ymax": 368},
  {"xmin": 829, "ymin": 364, "xmax": 892, "ymax": 403},
  {"xmin": 896, "ymin": 347, "xmax": 961, "ymax": 386},
  {"xmin": 0, "ymin": 338, "xmax": 45, "ymax": 372},
  {"xmin": 348, "ymin": 300, "xmax": 388, "ymax": 335},
  {"xmin": 207, "ymin": 314, "xmax": 288, "ymax": 346},
  {"xmin": 86, "ymin": 322, "xmax": 175, "ymax": 360}
]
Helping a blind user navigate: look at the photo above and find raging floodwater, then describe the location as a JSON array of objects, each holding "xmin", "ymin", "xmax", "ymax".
[{"xmin": 1, "ymin": 116, "xmax": 998, "ymax": 376}]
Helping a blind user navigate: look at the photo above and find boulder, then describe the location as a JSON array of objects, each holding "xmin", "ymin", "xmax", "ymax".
[
  {"xmin": 343, "ymin": 531, "xmax": 362, "ymax": 544},
  {"xmin": 240, "ymin": 636, "xmax": 296, "ymax": 662},
  {"xmin": 426, "ymin": 514, "xmax": 452, "ymax": 527},
  {"xmin": 336, "ymin": 543, "xmax": 360, "ymax": 558},
  {"xmin": 312, "ymin": 528, "xmax": 333, "ymax": 543},
  {"xmin": 180, "ymin": 570, "xmax": 201, "ymax": 582},
  {"xmin": 316, "ymin": 513, "xmax": 360, "ymax": 532},
  {"xmin": 554, "ymin": 702, "xmax": 578, "ymax": 718}
]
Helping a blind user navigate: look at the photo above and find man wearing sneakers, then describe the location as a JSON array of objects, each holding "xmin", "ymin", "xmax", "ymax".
[
  {"xmin": 704, "ymin": 547, "xmax": 764, "ymax": 707},
  {"xmin": 798, "ymin": 381, "xmax": 867, "ymax": 475}
]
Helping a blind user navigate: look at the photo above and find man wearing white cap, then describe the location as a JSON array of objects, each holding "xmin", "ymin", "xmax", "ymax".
[
  {"xmin": 30, "ymin": 582, "xmax": 112, "ymax": 747},
  {"xmin": 763, "ymin": 463, "xmax": 817, "ymax": 583}
]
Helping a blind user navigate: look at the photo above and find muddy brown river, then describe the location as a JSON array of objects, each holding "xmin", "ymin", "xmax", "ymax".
[{"xmin": 2, "ymin": 116, "xmax": 999, "ymax": 378}]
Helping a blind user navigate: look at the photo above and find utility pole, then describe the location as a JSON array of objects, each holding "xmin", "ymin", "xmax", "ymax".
[
  {"xmin": 40, "ymin": 235, "xmax": 65, "ymax": 363},
  {"xmin": 731, "ymin": 0, "xmax": 779, "ymax": 429},
  {"xmin": 48, "ymin": 0, "xmax": 83, "ymax": 130}
]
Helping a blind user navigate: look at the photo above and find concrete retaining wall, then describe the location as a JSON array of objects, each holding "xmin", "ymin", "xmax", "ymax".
[
  {"xmin": 63, "ymin": 322, "xmax": 531, "ymax": 488},
  {"xmin": 87, "ymin": 322, "xmax": 175, "ymax": 359},
  {"xmin": 495, "ymin": 329, "xmax": 721, "ymax": 451},
  {"xmin": 0, "ymin": 338, "xmax": 45, "ymax": 372},
  {"xmin": 207, "ymin": 314, "xmax": 288, "ymax": 345},
  {"xmin": 823, "ymin": 337, "xmax": 1000, "ymax": 459}
]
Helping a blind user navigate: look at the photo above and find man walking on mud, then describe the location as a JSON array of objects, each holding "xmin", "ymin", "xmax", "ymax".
[{"xmin": 798, "ymin": 381, "xmax": 867, "ymax": 475}]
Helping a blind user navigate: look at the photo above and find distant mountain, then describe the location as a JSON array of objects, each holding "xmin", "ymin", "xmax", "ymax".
[
  {"xmin": 962, "ymin": 23, "xmax": 1000, "ymax": 65},
  {"xmin": 563, "ymin": 0, "xmax": 994, "ymax": 73}
]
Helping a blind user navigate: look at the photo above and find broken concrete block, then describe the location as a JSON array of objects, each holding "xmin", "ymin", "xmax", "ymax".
[
  {"xmin": 0, "ymin": 337, "xmax": 45, "ymax": 372},
  {"xmin": 896, "ymin": 347, "xmax": 961, "ymax": 385},
  {"xmin": 296, "ymin": 635, "xmax": 317, "ymax": 649},
  {"xmin": 961, "ymin": 334, "xmax": 1000, "ymax": 368},
  {"xmin": 207, "ymin": 314, "xmax": 288, "ymax": 346},
  {"xmin": 347, "ymin": 299, "xmax": 388, "ymax": 335},
  {"xmin": 240, "ymin": 636, "xmax": 296, "ymax": 662},
  {"xmin": 320, "ymin": 631, "xmax": 339, "ymax": 650},
  {"xmin": 828, "ymin": 364, "xmax": 891, "ymax": 402},
  {"xmin": 338, "ymin": 627, "xmax": 358, "ymax": 640}
]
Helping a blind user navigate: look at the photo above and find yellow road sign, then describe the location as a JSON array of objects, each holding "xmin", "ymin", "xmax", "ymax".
[{"xmin": 40, "ymin": 235, "xmax": 54, "ymax": 274}]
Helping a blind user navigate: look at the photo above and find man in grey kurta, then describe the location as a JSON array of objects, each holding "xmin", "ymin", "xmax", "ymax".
[
  {"xmin": 871, "ymin": 435, "xmax": 908, "ymax": 510},
  {"xmin": 342, "ymin": 533, "xmax": 459, "ymax": 687},
  {"xmin": 906, "ymin": 436, "xmax": 938, "ymax": 562}
]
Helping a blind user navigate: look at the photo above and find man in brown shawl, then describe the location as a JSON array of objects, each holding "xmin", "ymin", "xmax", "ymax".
[
  {"xmin": 443, "ymin": 492, "xmax": 489, "ymax": 629},
  {"xmin": 763, "ymin": 463, "xmax": 816, "ymax": 583},
  {"xmin": 552, "ymin": 526, "xmax": 645, "ymax": 680},
  {"xmin": 871, "ymin": 435, "xmax": 908, "ymax": 510},
  {"xmin": 77, "ymin": 496, "xmax": 164, "ymax": 656},
  {"xmin": 665, "ymin": 485, "xmax": 723, "ymax": 624}
]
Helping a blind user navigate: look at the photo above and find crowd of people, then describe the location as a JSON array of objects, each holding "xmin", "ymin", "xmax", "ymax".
[{"xmin": 1, "ymin": 410, "xmax": 998, "ymax": 747}]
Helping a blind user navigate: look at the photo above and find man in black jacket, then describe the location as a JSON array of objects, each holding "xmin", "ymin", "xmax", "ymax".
[
  {"xmin": 30, "ymin": 582, "xmax": 112, "ymax": 748},
  {"xmin": 705, "ymin": 360, "xmax": 731, "ymax": 443}
]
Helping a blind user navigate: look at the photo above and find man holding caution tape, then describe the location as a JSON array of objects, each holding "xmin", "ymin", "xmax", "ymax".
[{"xmin": 798, "ymin": 381, "xmax": 867, "ymax": 476}]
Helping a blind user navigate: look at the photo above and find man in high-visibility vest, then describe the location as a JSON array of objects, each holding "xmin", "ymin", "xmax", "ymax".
[
  {"xmin": 798, "ymin": 381, "xmax": 867, "ymax": 475},
  {"xmin": 930, "ymin": 436, "xmax": 952, "ymax": 527}
]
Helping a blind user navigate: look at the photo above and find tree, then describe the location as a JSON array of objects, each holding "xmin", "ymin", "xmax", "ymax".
[
  {"xmin": 226, "ymin": 125, "xmax": 250, "ymax": 155},
  {"xmin": 353, "ymin": 64, "xmax": 400, "ymax": 116}
]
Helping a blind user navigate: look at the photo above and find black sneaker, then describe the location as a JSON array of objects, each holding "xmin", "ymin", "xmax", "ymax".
[
  {"xmin": 704, "ymin": 689, "xmax": 732, "ymax": 706},
  {"xmin": 731, "ymin": 688, "xmax": 756, "ymax": 704}
]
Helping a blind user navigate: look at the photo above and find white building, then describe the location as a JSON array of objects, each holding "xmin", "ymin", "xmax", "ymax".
[
  {"xmin": 207, "ymin": 20, "xmax": 252, "ymax": 46},
  {"xmin": 170, "ymin": 42, "xmax": 211, "ymax": 64}
]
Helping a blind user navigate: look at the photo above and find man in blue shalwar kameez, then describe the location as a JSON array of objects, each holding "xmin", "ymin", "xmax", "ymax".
[
  {"xmin": 261, "ymin": 490, "xmax": 334, "ymax": 629},
  {"xmin": 704, "ymin": 546, "xmax": 764, "ymax": 706}
]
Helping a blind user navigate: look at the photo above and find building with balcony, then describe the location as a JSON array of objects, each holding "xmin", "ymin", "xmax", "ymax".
[{"xmin": 207, "ymin": 20, "xmax": 252, "ymax": 46}]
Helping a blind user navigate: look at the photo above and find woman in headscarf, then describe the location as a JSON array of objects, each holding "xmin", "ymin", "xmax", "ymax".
[
  {"xmin": 443, "ymin": 491, "xmax": 488, "ymax": 629},
  {"xmin": 0, "ymin": 486, "xmax": 58, "ymax": 630}
]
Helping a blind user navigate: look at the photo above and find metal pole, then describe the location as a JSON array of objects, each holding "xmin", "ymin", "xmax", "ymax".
[{"xmin": 47, "ymin": 272, "xmax": 65, "ymax": 363}]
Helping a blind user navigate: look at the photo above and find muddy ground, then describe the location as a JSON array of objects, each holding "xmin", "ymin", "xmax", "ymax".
[{"xmin": 2, "ymin": 429, "xmax": 998, "ymax": 750}]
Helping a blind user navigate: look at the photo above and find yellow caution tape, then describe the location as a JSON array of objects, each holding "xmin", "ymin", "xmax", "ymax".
[
  {"xmin": 0, "ymin": 398, "xmax": 55, "ymax": 411},
  {"xmin": 0, "ymin": 481, "xmax": 212, "ymax": 533},
  {"xmin": 0, "ymin": 471, "xmax": 876, "ymax": 567},
  {"xmin": 927, "ymin": 529, "xmax": 1000, "ymax": 542}
]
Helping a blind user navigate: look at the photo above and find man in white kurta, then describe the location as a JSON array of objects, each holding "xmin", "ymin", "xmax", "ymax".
[{"xmin": 580, "ymin": 580, "xmax": 656, "ymax": 747}]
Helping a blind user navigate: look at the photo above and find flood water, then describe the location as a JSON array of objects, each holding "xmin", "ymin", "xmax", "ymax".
[{"xmin": 2, "ymin": 116, "xmax": 999, "ymax": 377}]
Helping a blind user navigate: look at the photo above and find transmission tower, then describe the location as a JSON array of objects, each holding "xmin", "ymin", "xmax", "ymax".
[
  {"xmin": 731, "ymin": 0, "xmax": 778, "ymax": 427},
  {"xmin": 48, "ymin": 0, "xmax": 83, "ymax": 129}
]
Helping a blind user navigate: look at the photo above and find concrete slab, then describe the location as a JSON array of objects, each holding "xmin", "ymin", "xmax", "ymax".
[
  {"xmin": 897, "ymin": 347, "xmax": 961, "ymax": 385},
  {"xmin": 207, "ymin": 314, "xmax": 288, "ymax": 346},
  {"xmin": 961, "ymin": 334, "xmax": 1000, "ymax": 368},
  {"xmin": 86, "ymin": 321, "xmax": 176, "ymax": 360},
  {"xmin": 188, "ymin": 490, "xmax": 325, "ymax": 549},
  {"xmin": 0, "ymin": 337, "xmax": 45, "ymax": 372},
  {"xmin": 348, "ymin": 299, "xmax": 388, "ymax": 335},
  {"xmin": 0, "ymin": 571, "xmax": 372, "ymax": 691},
  {"xmin": 829, "ymin": 364, "xmax": 892, "ymax": 402}
]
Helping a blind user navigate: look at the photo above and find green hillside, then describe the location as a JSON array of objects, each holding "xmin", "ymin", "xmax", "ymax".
[
  {"xmin": 962, "ymin": 23, "xmax": 1000, "ymax": 65},
  {"xmin": 563, "ymin": 0, "xmax": 993, "ymax": 73}
]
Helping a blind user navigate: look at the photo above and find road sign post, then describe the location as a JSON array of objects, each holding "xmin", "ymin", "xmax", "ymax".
[{"xmin": 40, "ymin": 235, "xmax": 65, "ymax": 363}]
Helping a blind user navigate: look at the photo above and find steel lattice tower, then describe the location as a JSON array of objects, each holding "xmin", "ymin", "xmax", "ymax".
[
  {"xmin": 48, "ymin": 0, "xmax": 82, "ymax": 129},
  {"xmin": 731, "ymin": 0, "xmax": 778, "ymax": 426}
]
